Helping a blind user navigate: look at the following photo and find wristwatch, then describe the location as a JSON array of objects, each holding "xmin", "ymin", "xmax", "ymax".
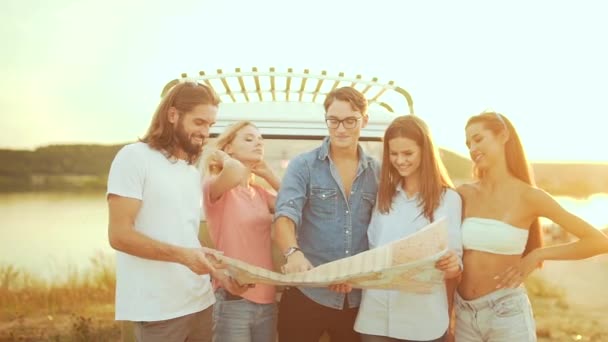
[{"xmin": 283, "ymin": 246, "xmax": 302, "ymax": 259}]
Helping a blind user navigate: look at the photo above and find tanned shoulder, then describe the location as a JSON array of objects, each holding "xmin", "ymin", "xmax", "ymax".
[
  {"xmin": 522, "ymin": 185, "xmax": 553, "ymax": 217},
  {"xmin": 456, "ymin": 182, "xmax": 478, "ymax": 201}
]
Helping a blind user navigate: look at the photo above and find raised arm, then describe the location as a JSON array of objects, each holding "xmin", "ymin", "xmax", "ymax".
[
  {"xmin": 252, "ymin": 159, "xmax": 281, "ymax": 213},
  {"xmin": 252, "ymin": 159, "xmax": 281, "ymax": 192},
  {"xmin": 206, "ymin": 150, "xmax": 249, "ymax": 203}
]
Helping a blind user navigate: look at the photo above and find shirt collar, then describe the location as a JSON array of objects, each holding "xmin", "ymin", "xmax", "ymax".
[
  {"xmin": 317, "ymin": 137, "xmax": 374, "ymax": 170},
  {"xmin": 395, "ymin": 184, "xmax": 419, "ymax": 201}
]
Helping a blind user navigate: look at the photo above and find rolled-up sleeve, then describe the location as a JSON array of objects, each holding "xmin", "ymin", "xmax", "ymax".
[{"xmin": 273, "ymin": 156, "xmax": 309, "ymax": 228}]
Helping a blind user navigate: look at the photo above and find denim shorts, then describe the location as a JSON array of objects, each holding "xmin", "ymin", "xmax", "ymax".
[{"xmin": 455, "ymin": 287, "xmax": 536, "ymax": 342}]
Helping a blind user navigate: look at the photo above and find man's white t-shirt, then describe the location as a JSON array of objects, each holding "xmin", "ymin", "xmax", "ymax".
[{"xmin": 107, "ymin": 142, "xmax": 214, "ymax": 321}]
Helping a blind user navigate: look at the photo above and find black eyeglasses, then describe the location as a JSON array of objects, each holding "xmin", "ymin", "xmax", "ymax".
[{"xmin": 325, "ymin": 116, "xmax": 363, "ymax": 129}]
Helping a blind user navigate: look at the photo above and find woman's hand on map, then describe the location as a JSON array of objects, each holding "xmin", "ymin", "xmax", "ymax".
[
  {"xmin": 214, "ymin": 269, "xmax": 250, "ymax": 295},
  {"xmin": 435, "ymin": 250, "xmax": 461, "ymax": 279}
]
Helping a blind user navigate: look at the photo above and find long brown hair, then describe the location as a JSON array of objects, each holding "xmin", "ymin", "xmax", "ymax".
[
  {"xmin": 378, "ymin": 115, "xmax": 453, "ymax": 221},
  {"xmin": 205, "ymin": 121, "xmax": 256, "ymax": 175},
  {"xmin": 466, "ymin": 112, "xmax": 543, "ymax": 256},
  {"xmin": 141, "ymin": 81, "xmax": 220, "ymax": 164}
]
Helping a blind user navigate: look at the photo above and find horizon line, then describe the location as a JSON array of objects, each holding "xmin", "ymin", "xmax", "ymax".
[{"xmin": 1, "ymin": 141, "xmax": 606, "ymax": 165}]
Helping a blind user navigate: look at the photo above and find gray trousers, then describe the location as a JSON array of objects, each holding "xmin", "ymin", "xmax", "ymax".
[{"xmin": 134, "ymin": 306, "xmax": 213, "ymax": 342}]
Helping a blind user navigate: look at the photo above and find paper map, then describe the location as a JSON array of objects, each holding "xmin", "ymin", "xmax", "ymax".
[{"xmin": 207, "ymin": 218, "xmax": 449, "ymax": 292}]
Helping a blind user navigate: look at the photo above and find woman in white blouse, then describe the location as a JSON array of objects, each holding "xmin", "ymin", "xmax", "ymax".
[{"xmin": 354, "ymin": 115, "xmax": 463, "ymax": 342}]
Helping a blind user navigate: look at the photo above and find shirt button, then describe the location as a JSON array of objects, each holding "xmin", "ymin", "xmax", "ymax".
[
  {"xmin": 345, "ymin": 210, "xmax": 349, "ymax": 214},
  {"xmin": 346, "ymin": 250, "xmax": 349, "ymax": 254},
  {"xmin": 346, "ymin": 230, "xmax": 350, "ymax": 234}
]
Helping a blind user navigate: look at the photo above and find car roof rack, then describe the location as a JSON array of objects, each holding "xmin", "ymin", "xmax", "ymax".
[{"xmin": 161, "ymin": 67, "xmax": 415, "ymax": 141}]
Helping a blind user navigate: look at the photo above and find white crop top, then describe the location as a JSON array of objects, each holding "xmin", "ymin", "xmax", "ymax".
[{"xmin": 462, "ymin": 217, "xmax": 529, "ymax": 255}]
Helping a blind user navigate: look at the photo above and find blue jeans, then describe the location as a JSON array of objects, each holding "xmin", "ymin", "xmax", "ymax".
[
  {"xmin": 455, "ymin": 287, "xmax": 536, "ymax": 342},
  {"xmin": 212, "ymin": 289, "xmax": 277, "ymax": 342}
]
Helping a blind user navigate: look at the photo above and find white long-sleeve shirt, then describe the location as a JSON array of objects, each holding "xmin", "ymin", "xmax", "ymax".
[{"xmin": 354, "ymin": 187, "xmax": 462, "ymax": 340}]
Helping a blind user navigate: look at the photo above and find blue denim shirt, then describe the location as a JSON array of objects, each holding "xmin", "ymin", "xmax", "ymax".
[{"xmin": 274, "ymin": 137, "xmax": 380, "ymax": 309}]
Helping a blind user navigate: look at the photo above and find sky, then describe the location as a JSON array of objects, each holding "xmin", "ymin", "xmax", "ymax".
[{"xmin": 1, "ymin": 0, "xmax": 606, "ymax": 162}]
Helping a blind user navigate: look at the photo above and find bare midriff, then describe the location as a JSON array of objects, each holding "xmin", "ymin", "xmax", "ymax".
[{"xmin": 457, "ymin": 250, "xmax": 523, "ymax": 300}]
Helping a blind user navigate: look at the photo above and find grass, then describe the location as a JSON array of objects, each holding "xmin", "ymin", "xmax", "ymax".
[
  {"xmin": 0, "ymin": 252, "xmax": 120, "ymax": 341},
  {"xmin": 527, "ymin": 274, "xmax": 608, "ymax": 342}
]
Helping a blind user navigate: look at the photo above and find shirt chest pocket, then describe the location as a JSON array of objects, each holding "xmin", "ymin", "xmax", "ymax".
[
  {"xmin": 310, "ymin": 188, "xmax": 338, "ymax": 220},
  {"xmin": 358, "ymin": 192, "xmax": 376, "ymax": 224}
]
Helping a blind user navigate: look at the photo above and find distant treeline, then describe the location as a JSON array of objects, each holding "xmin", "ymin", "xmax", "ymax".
[
  {"xmin": 0, "ymin": 143, "xmax": 606, "ymax": 198},
  {"xmin": 0, "ymin": 144, "xmax": 123, "ymax": 192}
]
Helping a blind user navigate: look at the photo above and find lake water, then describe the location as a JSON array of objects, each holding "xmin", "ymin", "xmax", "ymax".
[{"xmin": 1, "ymin": 192, "xmax": 607, "ymax": 280}]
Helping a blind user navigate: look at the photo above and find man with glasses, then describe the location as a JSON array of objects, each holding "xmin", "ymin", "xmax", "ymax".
[{"xmin": 273, "ymin": 87, "xmax": 380, "ymax": 342}]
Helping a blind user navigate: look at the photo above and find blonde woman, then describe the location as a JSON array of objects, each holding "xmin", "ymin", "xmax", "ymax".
[{"xmin": 203, "ymin": 121, "xmax": 280, "ymax": 342}]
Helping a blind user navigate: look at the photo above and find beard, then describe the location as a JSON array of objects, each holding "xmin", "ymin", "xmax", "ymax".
[{"xmin": 175, "ymin": 120, "xmax": 204, "ymax": 160}]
